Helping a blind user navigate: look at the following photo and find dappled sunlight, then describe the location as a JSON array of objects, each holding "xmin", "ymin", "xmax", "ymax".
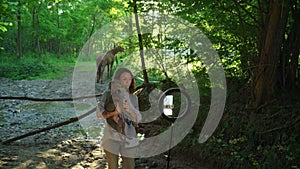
[{"xmin": 0, "ymin": 138, "xmax": 106, "ymax": 169}]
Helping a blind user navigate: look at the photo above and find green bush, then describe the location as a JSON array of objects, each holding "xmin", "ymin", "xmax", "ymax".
[
  {"xmin": 173, "ymin": 78, "xmax": 299, "ymax": 169},
  {"xmin": 0, "ymin": 54, "xmax": 75, "ymax": 80}
]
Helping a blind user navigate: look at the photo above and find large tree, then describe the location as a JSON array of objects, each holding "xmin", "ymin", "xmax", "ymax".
[
  {"xmin": 252, "ymin": 0, "xmax": 299, "ymax": 107},
  {"xmin": 166, "ymin": 0, "xmax": 300, "ymax": 107}
]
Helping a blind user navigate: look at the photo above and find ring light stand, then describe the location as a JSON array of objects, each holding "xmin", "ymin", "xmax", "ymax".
[{"xmin": 158, "ymin": 88, "xmax": 191, "ymax": 169}]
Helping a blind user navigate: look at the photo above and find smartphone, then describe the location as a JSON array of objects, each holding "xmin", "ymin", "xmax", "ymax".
[{"xmin": 163, "ymin": 95, "xmax": 173, "ymax": 116}]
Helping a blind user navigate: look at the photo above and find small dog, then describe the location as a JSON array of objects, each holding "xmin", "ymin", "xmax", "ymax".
[{"xmin": 110, "ymin": 80, "xmax": 136, "ymax": 121}]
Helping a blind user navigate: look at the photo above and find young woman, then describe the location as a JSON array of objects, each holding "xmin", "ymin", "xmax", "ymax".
[{"xmin": 96, "ymin": 67, "xmax": 141, "ymax": 169}]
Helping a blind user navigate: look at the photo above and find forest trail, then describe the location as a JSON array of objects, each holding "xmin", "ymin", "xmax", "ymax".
[{"xmin": 0, "ymin": 68, "xmax": 205, "ymax": 169}]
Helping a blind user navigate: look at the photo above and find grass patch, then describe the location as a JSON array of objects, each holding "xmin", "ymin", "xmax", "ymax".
[{"xmin": 0, "ymin": 53, "xmax": 76, "ymax": 80}]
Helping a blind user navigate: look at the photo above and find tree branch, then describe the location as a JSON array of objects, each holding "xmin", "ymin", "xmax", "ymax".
[
  {"xmin": 256, "ymin": 116, "xmax": 300, "ymax": 135},
  {"xmin": 0, "ymin": 93, "xmax": 103, "ymax": 102},
  {"xmin": 2, "ymin": 107, "xmax": 97, "ymax": 145}
]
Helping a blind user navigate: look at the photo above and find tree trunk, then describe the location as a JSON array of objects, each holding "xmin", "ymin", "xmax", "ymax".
[
  {"xmin": 31, "ymin": 7, "xmax": 36, "ymax": 52},
  {"xmin": 57, "ymin": 6, "xmax": 61, "ymax": 58},
  {"xmin": 253, "ymin": 0, "xmax": 289, "ymax": 107},
  {"xmin": 283, "ymin": 3, "xmax": 300, "ymax": 89},
  {"xmin": 37, "ymin": 10, "xmax": 42, "ymax": 59},
  {"xmin": 17, "ymin": 0, "xmax": 22, "ymax": 58},
  {"xmin": 133, "ymin": 0, "xmax": 149, "ymax": 85}
]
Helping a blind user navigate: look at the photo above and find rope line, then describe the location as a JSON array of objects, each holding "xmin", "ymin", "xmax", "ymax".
[{"xmin": 0, "ymin": 93, "xmax": 103, "ymax": 102}]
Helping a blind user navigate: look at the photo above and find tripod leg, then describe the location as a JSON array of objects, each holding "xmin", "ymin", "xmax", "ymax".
[
  {"xmin": 166, "ymin": 124, "xmax": 174, "ymax": 169},
  {"xmin": 166, "ymin": 149, "xmax": 171, "ymax": 169}
]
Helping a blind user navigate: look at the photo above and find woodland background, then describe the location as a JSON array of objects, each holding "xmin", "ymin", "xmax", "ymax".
[{"xmin": 0, "ymin": 0, "xmax": 299, "ymax": 168}]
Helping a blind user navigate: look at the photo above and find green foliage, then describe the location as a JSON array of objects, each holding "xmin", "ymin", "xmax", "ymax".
[
  {"xmin": 0, "ymin": 53, "xmax": 75, "ymax": 80},
  {"xmin": 176, "ymin": 112, "xmax": 299, "ymax": 169},
  {"xmin": 0, "ymin": 0, "xmax": 17, "ymax": 49},
  {"xmin": 131, "ymin": 68, "xmax": 166, "ymax": 88},
  {"xmin": 0, "ymin": 0, "xmax": 125, "ymax": 55},
  {"xmin": 174, "ymin": 78, "xmax": 299, "ymax": 169},
  {"xmin": 192, "ymin": 66, "xmax": 211, "ymax": 96},
  {"xmin": 164, "ymin": 0, "xmax": 258, "ymax": 79},
  {"xmin": 201, "ymin": 119, "xmax": 299, "ymax": 169}
]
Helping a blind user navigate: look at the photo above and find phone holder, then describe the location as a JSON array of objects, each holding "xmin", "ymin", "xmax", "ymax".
[{"xmin": 158, "ymin": 88, "xmax": 191, "ymax": 123}]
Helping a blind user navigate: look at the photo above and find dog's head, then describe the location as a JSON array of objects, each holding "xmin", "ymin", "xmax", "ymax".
[{"xmin": 110, "ymin": 80, "xmax": 129, "ymax": 104}]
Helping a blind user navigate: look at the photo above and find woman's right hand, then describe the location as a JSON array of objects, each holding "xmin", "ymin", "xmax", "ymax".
[{"xmin": 96, "ymin": 108, "xmax": 105, "ymax": 119}]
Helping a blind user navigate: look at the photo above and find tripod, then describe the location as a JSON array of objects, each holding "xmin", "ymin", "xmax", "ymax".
[
  {"xmin": 158, "ymin": 88, "xmax": 191, "ymax": 169},
  {"xmin": 165, "ymin": 122, "xmax": 175, "ymax": 169}
]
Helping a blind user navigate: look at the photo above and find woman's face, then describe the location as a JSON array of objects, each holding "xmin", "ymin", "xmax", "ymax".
[{"xmin": 119, "ymin": 72, "xmax": 132, "ymax": 89}]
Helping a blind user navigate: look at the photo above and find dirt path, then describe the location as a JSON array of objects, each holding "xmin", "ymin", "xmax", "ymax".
[{"xmin": 0, "ymin": 138, "xmax": 203, "ymax": 169}]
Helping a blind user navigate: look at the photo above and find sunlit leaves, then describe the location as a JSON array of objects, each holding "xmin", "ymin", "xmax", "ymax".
[
  {"xmin": 0, "ymin": 0, "xmax": 127, "ymax": 55},
  {"xmin": 110, "ymin": 7, "xmax": 119, "ymax": 15},
  {"xmin": 162, "ymin": 0, "xmax": 259, "ymax": 78}
]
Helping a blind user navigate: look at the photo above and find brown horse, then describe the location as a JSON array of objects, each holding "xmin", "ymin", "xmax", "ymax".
[{"xmin": 96, "ymin": 46, "xmax": 124, "ymax": 83}]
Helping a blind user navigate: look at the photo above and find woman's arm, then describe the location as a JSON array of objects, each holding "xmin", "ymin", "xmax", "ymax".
[
  {"xmin": 100, "ymin": 110, "xmax": 119, "ymax": 118},
  {"xmin": 96, "ymin": 91, "xmax": 121, "ymax": 119},
  {"xmin": 96, "ymin": 103, "xmax": 121, "ymax": 119}
]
